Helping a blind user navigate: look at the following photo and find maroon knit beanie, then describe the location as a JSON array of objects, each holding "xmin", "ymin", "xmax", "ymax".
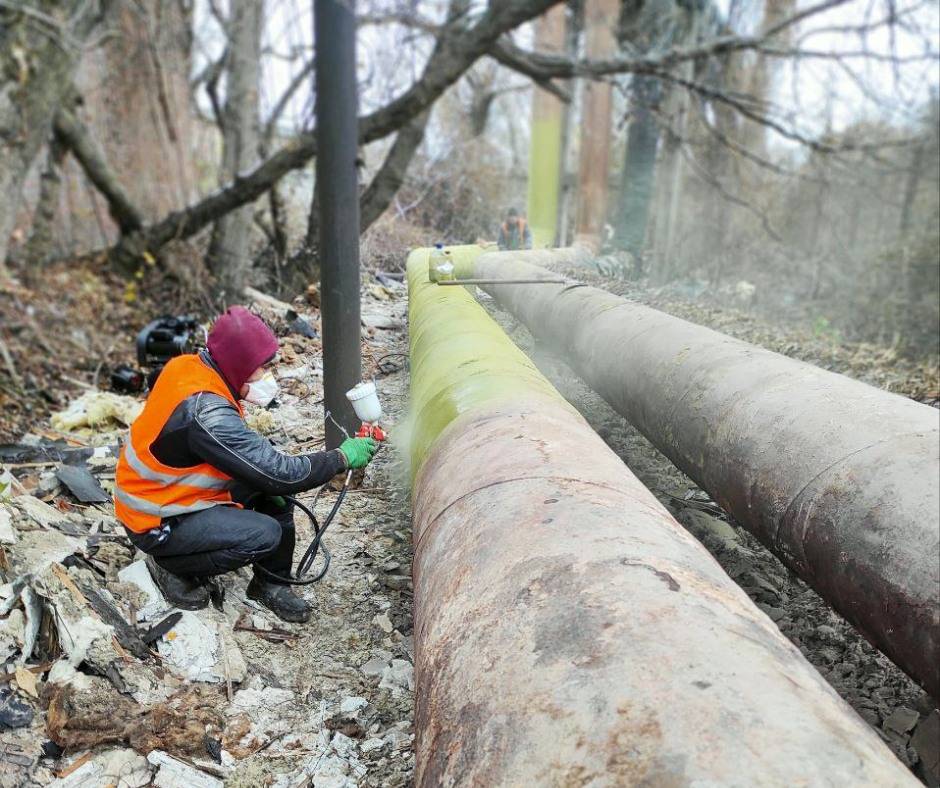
[{"xmin": 206, "ymin": 306, "xmax": 279, "ymax": 393}]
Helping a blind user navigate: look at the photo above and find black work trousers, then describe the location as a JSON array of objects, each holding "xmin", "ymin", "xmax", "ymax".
[{"xmin": 126, "ymin": 486, "xmax": 294, "ymax": 580}]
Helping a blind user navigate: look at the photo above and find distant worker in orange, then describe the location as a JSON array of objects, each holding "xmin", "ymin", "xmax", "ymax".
[{"xmin": 497, "ymin": 207, "xmax": 533, "ymax": 251}]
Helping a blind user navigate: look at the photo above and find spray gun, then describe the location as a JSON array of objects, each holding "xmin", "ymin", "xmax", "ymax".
[
  {"xmin": 346, "ymin": 381, "xmax": 388, "ymax": 442},
  {"xmin": 253, "ymin": 381, "xmax": 387, "ymax": 586}
]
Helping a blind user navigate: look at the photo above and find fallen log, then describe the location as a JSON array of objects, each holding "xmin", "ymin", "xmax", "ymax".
[
  {"xmin": 406, "ymin": 246, "xmax": 916, "ymax": 785},
  {"xmin": 459, "ymin": 248, "xmax": 940, "ymax": 700}
]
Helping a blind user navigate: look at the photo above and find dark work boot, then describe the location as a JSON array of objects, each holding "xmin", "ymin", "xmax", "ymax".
[
  {"xmin": 246, "ymin": 577, "xmax": 311, "ymax": 623},
  {"xmin": 145, "ymin": 555, "xmax": 210, "ymax": 611}
]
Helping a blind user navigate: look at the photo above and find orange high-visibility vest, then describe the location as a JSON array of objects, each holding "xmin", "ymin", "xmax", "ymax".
[{"xmin": 114, "ymin": 354, "xmax": 244, "ymax": 533}]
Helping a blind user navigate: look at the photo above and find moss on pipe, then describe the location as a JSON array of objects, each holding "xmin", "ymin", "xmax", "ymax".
[{"xmin": 406, "ymin": 245, "xmax": 567, "ymax": 477}]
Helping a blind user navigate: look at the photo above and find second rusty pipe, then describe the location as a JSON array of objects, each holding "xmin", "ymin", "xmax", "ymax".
[{"xmin": 463, "ymin": 248, "xmax": 940, "ymax": 700}]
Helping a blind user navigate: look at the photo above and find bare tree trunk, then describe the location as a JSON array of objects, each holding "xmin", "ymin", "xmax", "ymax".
[
  {"xmin": 53, "ymin": 105, "xmax": 145, "ymax": 234},
  {"xmin": 361, "ymin": 110, "xmax": 431, "ymax": 233},
  {"xmin": 704, "ymin": 59, "xmax": 739, "ymax": 282},
  {"xmin": 83, "ymin": 0, "xmax": 196, "ymax": 218},
  {"xmin": 651, "ymin": 81, "xmax": 689, "ymax": 284},
  {"xmin": 574, "ymin": 0, "xmax": 618, "ymax": 250},
  {"xmin": 614, "ymin": 76, "xmax": 660, "ymax": 265},
  {"xmin": 21, "ymin": 137, "xmax": 67, "ymax": 266},
  {"xmin": 0, "ymin": 0, "xmax": 112, "ymax": 270},
  {"xmin": 526, "ymin": 5, "xmax": 568, "ymax": 247},
  {"xmin": 107, "ymin": 0, "xmax": 564, "ymax": 271},
  {"xmin": 742, "ymin": 0, "xmax": 796, "ymax": 157},
  {"xmin": 808, "ymin": 170, "xmax": 829, "ymax": 253},
  {"xmin": 898, "ymin": 140, "xmax": 925, "ymax": 235},
  {"xmin": 208, "ymin": 0, "xmax": 263, "ymax": 297}
]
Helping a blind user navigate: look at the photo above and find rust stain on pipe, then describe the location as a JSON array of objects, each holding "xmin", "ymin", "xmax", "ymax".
[
  {"xmin": 468, "ymin": 249, "xmax": 940, "ymax": 701},
  {"xmin": 407, "ymin": 248, "xmax": 916, "ymax": 785}
]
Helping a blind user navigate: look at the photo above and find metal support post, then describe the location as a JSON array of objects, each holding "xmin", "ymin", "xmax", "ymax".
[{"xmin": 315, "ymin": 0, "xmax": 361, "ymax": 448}]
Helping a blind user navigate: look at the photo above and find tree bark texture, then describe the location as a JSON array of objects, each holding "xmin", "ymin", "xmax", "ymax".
[
  {"xmin": 574, "ymin": 0, "xmax": 618, "ymax": 250},
  {"xmin": 898, "ymin": 140, "xmax": 925, "ymax": 234},
  {"xmin": 614, "ymin": 76, "xmax": 660, "ymax": 261},
  {"xmin": 20, "ymin": 136, "xmax": 67, "ymax": 266},
  {"xmin": 742, "ymin": 0, "xmax": 796, "ymax": 158},
  {"xmin": 0, "ymin": 0, "xmax": 112, "ymax": 270},
  {"xmin": 650, "ymin": 78, "xmax": 690, "ymax": 284},
  {"xmin": 525, "ymin": 5, "xmax": 567, "ymax": 248},
  {"xmin": 360, "ymin": 110, "xmax": 431, "ymax": 233},
  {"xmin": 208, "ymin": 0, "xmax": 263, "ymax": 296},
  {"xmin": 53, "ymin": 106, "xmax": 145, "ymax": 234},
  {"xmin": 78, "ymin": 0, "xmax": 197, "ymax": 220}
]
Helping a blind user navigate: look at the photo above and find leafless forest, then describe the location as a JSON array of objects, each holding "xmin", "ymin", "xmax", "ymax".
[
  {"xmin": 1, "ymin": 0, "xmax": 937, "ymax": 355},
  {"xmin": 0, "ymin": 0, "xmax": 938, "ymax": 785}
]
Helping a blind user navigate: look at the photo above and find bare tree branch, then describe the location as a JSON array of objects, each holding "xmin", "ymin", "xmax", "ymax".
[
  {"xmin": 357, "ymin": 10, "xmax": 439, "ymax": 35},
  {"xmin": 53, "ymin": 104, "xmax": 145, "ymax": 234},
  {"xmin": 106, "ymin": 0, "xmax": 566, "ymax": 270},
  {"xmin": 361, "ymin": 109, "xmax": 431, "ymax": 233},
  {"xmin": 489, "ymin": 39, "xmax": 571, "ymax": 102},
  {"xmin": 263, "ymin": 57, "xmax": 316, "ymax": 146},
  {"xmin": 205, "ymin": 47, "xmax": 228, "ymax": 129},
  {"xmin": 680, "ymin": 140, "xmax": 783, "ymax": 243},
  {"xmin": 489, "ymin": 1, "xmax": 851, "ymax": 80}
]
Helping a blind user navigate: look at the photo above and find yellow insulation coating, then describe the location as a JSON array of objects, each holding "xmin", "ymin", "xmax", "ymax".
[
  {"xmin": 407, "ymin": 245, "xmax": 567, "ymax": 476},
  {"xmin": 527, "ymin": 116, "xmax": 564, "ymax": 248}
]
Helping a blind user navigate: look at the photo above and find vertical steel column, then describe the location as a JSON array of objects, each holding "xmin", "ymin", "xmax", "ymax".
[{"xmin": 315, "ymin": 0, "xmax": 361, "ymax": 448}]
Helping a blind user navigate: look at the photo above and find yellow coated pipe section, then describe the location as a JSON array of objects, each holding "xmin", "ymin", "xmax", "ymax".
[{"xmin": 406, "ymin": 245, "xmax": 566, "ymax": 476}]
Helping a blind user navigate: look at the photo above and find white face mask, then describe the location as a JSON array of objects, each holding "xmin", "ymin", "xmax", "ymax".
[{"xmin": 244, "ymin": 373, "xmax": 279, "ymax": 407}]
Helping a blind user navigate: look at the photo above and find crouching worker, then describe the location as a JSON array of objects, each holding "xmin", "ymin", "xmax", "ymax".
[{"xmin": 114, "ymin": 306, "xmax": 377, "ymax": 623}]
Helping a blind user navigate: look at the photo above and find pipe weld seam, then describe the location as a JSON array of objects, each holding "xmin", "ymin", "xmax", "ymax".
[
  {"xmin": 413, "ymin": 474, "xmax": 632, "ymax": 558},
  {"xmin": 777, "ymin": 430, "xmax": 937, "ymax": 556}
]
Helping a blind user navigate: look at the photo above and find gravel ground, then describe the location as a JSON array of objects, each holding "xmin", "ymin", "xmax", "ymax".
[
  {"xmin": 221, "ymin": 285, "xmax": 417, "ymax": 787},
  {"xmin": 0, "ymin": 280, "xmax": 418, "ymax": 788},
  {"xmin": 478, "ymin": 283, "xmax": 939, "ymax": 786}
]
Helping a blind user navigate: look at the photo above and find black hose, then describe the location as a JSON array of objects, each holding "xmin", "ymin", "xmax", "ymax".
[{"xmin": 252, "ymin": 474, "xmax": 351, "ymax": 585}]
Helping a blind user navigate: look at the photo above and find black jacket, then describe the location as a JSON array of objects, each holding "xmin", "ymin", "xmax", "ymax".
[{"xmin": 149, "ymin": 351, "xmax": 346, "ymax": 495}]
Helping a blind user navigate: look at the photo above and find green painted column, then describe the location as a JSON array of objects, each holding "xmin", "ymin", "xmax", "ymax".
[{"xmin": 526, "ymin": 6, "xmax": 566, "ymax": 248}]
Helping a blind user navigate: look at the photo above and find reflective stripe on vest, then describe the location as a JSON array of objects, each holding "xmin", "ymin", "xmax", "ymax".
[
  {"xmin": 114, "ymin": 354, "xmax": 243, "ymax": 533},
  {"xmin": 114, "ymin": 488, "xmax": 222, "ymax": 518},
  {"xmin": 122, "ymin": 439, "xmax": 231, "ymax": 491}
]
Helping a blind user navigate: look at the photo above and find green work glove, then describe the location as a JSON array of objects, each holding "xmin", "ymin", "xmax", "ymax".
[{"xmin": 339, "ymin": 437, "xmax": 378, "ymax": 469}]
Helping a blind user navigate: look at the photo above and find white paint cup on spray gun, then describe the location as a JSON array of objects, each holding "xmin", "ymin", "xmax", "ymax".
[{"xmin": 346, "ymin": 381, "xmax": 383, "ymax": 424}]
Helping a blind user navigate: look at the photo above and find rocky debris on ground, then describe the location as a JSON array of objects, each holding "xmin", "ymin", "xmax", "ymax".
[
  {"xmin": 148, "ymin": 750, "xmax": 224, "ymax": 788},
  {"xmin": 0, "ymin": 274, "xmax": 416, "ymax": 786},
  {"xmin": 46, "ymin": 748, "xmax": 150, "ymax": 788},
  {"xmin": 484, "ymin": 285, "xmax": 939, "ymax": 784}
]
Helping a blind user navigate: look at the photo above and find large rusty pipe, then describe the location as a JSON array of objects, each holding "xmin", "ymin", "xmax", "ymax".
[
  {"xmin": 407, "ymin": 246, "xmax": 915, "ymax": 785},
  {"xmin": 460, "ymin": 248, "xmax": 940, "ymax": 700}
]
